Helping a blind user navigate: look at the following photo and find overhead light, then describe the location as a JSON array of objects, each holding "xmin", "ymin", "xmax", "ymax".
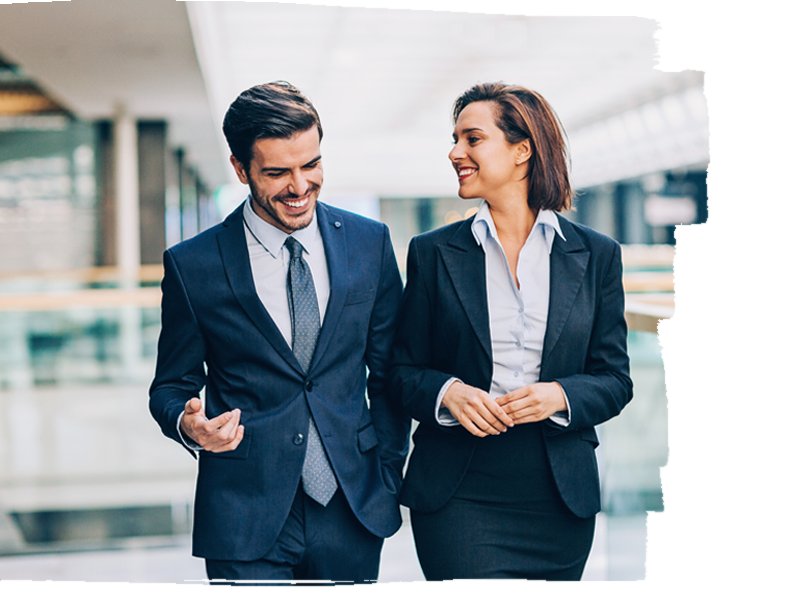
[
  {"xmin": 0, "ymin": 89, "xmax": 63, "ymax": 115},
  {"xmin": 0, "ymin": 55, "xmax": 68, "ymax": 117}
]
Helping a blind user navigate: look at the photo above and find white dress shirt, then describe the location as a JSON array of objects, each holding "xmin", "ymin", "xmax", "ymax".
[
  {"xmin": 436, "ymin": 201, "xmax": 571, "ymax": 427},
  {"xmin": 177, "ymin": 197, "xmax": 330, "ymax": 449},
  {"xmin": 241, "ymin": 196, "xmax": 330, "ymax": 337}
]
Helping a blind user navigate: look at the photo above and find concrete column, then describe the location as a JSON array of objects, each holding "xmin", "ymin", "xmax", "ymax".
[
  {"xmin": 113, "ymin": 105, "xmax": 140, "ymax": 287},
  {"xmin": 112, "ymin": 106, "xmax": 143, "ymax": 380}
]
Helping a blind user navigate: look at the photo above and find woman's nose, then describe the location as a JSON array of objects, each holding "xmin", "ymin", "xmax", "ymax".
[{"xmin": 449, "ymin": 141, "xmax": 465, "ymax": 162}]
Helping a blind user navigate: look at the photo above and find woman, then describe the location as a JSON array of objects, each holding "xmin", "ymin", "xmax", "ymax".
[{"xmin": 390, "ymin": 82, "xmax": 633, "ymax": 580}]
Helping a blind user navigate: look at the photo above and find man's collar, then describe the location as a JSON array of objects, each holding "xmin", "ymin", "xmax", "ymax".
[{"xmin": 243, "ymin": 196, "xmax": 320, "ymax": 256}]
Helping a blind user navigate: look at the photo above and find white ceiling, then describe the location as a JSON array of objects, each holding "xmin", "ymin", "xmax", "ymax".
[
  {"xmin": 0, "ymin": 0, "xmax": 707, "ymax": 196},
  {"xmin": 0, "ymin": 0, "xmax": 226, "ymax": 186}
]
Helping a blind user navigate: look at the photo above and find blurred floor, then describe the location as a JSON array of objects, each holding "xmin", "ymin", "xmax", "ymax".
[
  {"xmin": 0, "ymin": 373, "xmax": 653, "ymax": 583},
  {"xmin": 0, "ymin": 508, "xmax": 646, "ymax": 582}
]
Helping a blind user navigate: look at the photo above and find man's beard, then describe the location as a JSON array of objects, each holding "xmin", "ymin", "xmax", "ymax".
[{"xmin": 248, "ymin": 180, "xmax": 320, "ymax": 233}]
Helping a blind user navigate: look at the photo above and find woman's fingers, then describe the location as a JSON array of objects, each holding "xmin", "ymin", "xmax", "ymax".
[
  {"xmin": 497, "ymin": 383, "xmax": 567, "ymax": 424},
  {"xmin": 496, "ymin": 387, "xmax": 527, "ymax": 406},
  {"xmin": 458, "ymin": 416, "xmax": 490, "ymax": 438},
  {"xmin": 465, "ymin": 405, "xmax": 504, "ymax": 435},
  {"xmin": 486, "ymin": 398, "xmax": 515, "ymax": 428},
  {"xmin": 462, "ymin": 395, "xmax": 514, "ymax": 436},
  {"xmin": 443, "ymin": 381, "xmax": 517, "ymax": 437}
]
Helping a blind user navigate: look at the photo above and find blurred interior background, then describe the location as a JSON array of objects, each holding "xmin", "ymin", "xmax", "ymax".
[{"xmin": 0, "ymin": 0, "xmax": 706, "ymax": 582}]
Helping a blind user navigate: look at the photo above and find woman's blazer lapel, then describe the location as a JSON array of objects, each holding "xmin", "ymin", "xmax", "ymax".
[
  {"xmin": 437, "ymin": 218, "xmax": 492, "ymax": 364},
  {"xmin": 542, "ymin": 216, "xmax": 590, "ymax": 366},
  {"xmin": 436, "ymin": 214, "xmax": 591, "ymax": 377}
]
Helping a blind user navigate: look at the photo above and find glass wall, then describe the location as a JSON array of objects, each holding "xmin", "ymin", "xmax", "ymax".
[
  {"xmin": 0, "ymin": 60, "xmax": 217, "ymax": 562},
  {"xmin": 575, "ymin": 169, "xmax": 708, "ymax": 246},
  {"xmin": 0, "ymin": 120, "xmax": 100, "ymax": 274}
]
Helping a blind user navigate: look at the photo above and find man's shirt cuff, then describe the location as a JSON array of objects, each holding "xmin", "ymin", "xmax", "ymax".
[{"xmin": 177, "ymin": 411, "xmax": 203, "ymax": 451}]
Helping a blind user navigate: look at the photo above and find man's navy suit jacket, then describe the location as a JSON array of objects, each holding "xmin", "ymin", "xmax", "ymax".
[
  {"xmin": 390, "ymin": 214, "xmax": 633, "ymax": 519},
  {"xmin": 149, "ymin": 201, "xmax": 409, "ymax": 561}
]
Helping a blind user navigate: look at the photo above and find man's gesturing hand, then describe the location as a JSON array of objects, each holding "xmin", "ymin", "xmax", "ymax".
[
  {"xmin": 442, "ymin": 381, "xmax": 514, "ymax": 437},
  {"xmin": 180, "ymin": 397, "xmax": 244, "ymax": 452}
]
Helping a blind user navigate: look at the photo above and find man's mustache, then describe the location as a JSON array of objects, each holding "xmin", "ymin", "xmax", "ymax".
[{"xmin": 275, "ymin": 183, "xmax": 320, "ymax": 202}]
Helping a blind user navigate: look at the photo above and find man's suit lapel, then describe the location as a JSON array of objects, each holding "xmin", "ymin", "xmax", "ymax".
[
  {"xmin": 309, "ymin": 202, "xmax": 347, "ymax": 372},
  {"xmin": 542, "ymin": 216, "xmax": 590, "ymax": 363},
  {"xmin": 216, "ymin": 203, "xmax": 304, "ymax": 375},
  {"xmin": 438, "ymin": 218, "xmax": 492, "ymax": 362}
]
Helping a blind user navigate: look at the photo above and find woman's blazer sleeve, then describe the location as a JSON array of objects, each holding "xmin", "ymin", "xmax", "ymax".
[
  {"xmin": 553, "ymin": 240, "xmax": 633, "ymax": 431},
  {"xmin": 389, "ymin": 237, "xmax": 454, "ymax": 427}
]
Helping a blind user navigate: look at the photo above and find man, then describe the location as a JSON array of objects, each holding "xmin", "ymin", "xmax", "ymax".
[{"xmin": 149, "ymin": 81, "xmax": 409, "ymax": 583}]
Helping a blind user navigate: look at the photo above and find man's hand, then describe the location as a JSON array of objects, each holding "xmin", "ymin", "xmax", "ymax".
[
  {"xmin": 496, "ymin": 382, "xmax": 567, "ymax": 425},
  {"xmin": 180, "ymin": 397, "xmax": 244, "ymax": 452},
  {"xmin": 442, "ymin": 381, "xmax": 514, "ymax": 437}
]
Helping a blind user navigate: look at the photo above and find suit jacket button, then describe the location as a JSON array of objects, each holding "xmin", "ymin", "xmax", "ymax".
[
  {"xmin": 305, "ymin": 380, "xmax": 314, "ymax": 392},
  {"xmin": 293, "ymin": 433, "xmax": 305, "ymax": 445}
]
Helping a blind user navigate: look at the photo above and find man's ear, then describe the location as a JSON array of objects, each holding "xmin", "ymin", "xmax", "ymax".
[{"xmin": 230, "ymin": 155, "xmax": 249, "ymax": 184}]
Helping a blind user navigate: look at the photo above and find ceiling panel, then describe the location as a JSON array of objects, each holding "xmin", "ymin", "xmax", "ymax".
[
  {"xmin": 0, "ymin": 1, "xmax": 706, "ymax": 196},
  {"xmin": 187, "ymin": 4, "xmax": 704, "ymax": 195}
]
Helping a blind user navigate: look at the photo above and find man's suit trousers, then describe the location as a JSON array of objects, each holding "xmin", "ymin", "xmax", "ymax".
[{"xmin": 205, "ymin": 485, "xmax": 383, "ymax": 583}]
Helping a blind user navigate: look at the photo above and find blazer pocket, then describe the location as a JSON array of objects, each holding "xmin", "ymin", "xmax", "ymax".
[
  {"xmin": 357, "ymin": 424, "xmax": 379, "ymax": 453},
  {"xmin": 344, "ymin": 288, "xmax": 375, "ymax": 306},
  {"xmin": 201, "ymin": 430, "xmax": 252, "ymax": 460}
]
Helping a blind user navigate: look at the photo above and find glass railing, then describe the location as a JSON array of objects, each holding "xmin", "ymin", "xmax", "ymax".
[
  {"xmin": 0, "ymin": 273, "xmax": 194, "ymax": 557},
  {"xmin": 0, "ymin": 254, "xmax": 671, "ymax": 580}
]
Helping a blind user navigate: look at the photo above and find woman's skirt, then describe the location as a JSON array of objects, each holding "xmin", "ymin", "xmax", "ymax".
[{"xmin": 410, "ymin": 422, "xmax": 595, "ymax": 580}]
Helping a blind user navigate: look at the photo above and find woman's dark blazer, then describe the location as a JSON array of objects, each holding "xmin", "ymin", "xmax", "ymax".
[{"xmin": 390, "ymin": 214, "xmax": 633, "ymax": 519}]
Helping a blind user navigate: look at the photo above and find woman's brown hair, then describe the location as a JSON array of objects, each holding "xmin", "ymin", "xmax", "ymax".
[{"xmin": 453, "ymin": 82, "xmax": 573, "ymax": 212}]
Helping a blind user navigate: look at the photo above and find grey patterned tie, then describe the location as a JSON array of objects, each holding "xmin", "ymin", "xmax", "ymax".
[{"xmin": 285, "ymin": 236, "xmax": 337, "ymax": 506}]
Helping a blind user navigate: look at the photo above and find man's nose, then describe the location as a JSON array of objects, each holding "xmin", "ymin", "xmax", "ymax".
[{"xmin": 288, "ymin": 171, "xmax": 309, "ymax": 196}]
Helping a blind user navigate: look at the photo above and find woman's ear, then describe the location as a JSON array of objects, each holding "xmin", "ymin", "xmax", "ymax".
[{"xmin": 515, "ymin": 139, "xmax": 532, "ymax": 165}]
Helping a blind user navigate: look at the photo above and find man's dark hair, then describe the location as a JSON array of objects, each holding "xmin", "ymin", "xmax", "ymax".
[
  {"xmin": 453, "ymin": 82, "xmax": 573, "ymax": 212},
  {"xmin": 222, "ymin": 81, "xmax": 323, "ymax": 173}
]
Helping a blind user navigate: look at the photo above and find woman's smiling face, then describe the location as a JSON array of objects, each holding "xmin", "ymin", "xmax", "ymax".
[{"xmin": 448, "ymin": 100, "xmax": 529, "ymax": 204}]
